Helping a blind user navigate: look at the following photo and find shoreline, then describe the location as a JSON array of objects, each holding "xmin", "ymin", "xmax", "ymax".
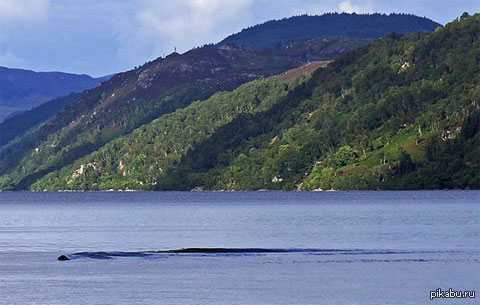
[{"xmin": 0, "ymin": 189, "xmax": 478, "ymax": 194}]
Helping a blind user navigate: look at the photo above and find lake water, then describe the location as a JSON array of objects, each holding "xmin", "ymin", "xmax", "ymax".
[{"xmin": 0, "ymin": 191, "xmax": 478, "ymax": 305}]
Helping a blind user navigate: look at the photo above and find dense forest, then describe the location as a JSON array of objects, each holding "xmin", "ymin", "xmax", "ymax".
[
  {"xmin": 0, "ymin": 13, "xmax": 440, "ymax": 191},
  {"xmin": 19, "ymin": 13, "xmax": 480, "ymax": 191}
]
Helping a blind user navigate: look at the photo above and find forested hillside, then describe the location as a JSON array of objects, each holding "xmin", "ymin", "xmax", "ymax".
[
  {"xmin": 26, "ymin": 14, "xmax": 480, "ymax": 191},
  {"xmin": 0, "ymin": 13, "xmax": 439, "ymax": 191},
  {"xmin": 27, "ymin": 63, "xmax": 325, "ymax": 190}
]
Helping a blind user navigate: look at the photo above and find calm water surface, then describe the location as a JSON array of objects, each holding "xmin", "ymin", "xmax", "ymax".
[{"xmin": 0, "ymin": 191, "xmax": 479, "ymax": 305}]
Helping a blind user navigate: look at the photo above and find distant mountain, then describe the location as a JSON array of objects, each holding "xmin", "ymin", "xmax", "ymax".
[
  {"xmin": 0, "ymin": 66, "xmax": 106, "ymax": 122},
  {"xmin": 0, "ymin": 13, "xmax": 444, "ymax": 191},
  {"xmin": 220, "ymin": 13, "xmax": 441, "ymax": 49}
]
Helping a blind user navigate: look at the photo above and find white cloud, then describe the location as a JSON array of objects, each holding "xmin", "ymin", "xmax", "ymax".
[
  {"xmin": 134, "ymin": 0, "xmax": 254, "ymax": 55},
  {"xmin": 0, "ymin": 0, "xmax": 49, "ymax": 23},
  {"xmin": 0, "ymin": 0, "xmax": 49, "ymax": 68},
  {"xmin": 337, "ymin": 0, "xmax": 373, "ymax": 14},
  {"xmin": 290, "ymin": 4, "xmax": 329, "ymax": 16}
]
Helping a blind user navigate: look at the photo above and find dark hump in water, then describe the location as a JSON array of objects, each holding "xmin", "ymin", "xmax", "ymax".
[{"xmin": 58, "ymin": 255, "xmax": 71, "ymax": 261}]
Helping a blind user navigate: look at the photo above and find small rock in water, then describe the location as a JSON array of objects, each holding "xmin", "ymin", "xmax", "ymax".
[{"xmin": 57, "ymin": 255, "xmax": 70, "ymax": 261}]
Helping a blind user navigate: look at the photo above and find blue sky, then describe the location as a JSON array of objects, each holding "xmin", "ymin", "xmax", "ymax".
[{"xmin": 0, "ymin": 0, "xmax": 478, "ymax": 77}]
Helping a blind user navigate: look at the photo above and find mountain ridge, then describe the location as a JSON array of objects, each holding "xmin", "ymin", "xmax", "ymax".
[{"xmin": 0, "ymin": 13, "xmax": 445, "ymax": 191}]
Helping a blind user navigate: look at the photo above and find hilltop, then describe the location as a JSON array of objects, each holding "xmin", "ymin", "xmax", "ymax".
[{"xmin": 220, "ymin": 13, "xmax": 441, "ymax": 49}]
